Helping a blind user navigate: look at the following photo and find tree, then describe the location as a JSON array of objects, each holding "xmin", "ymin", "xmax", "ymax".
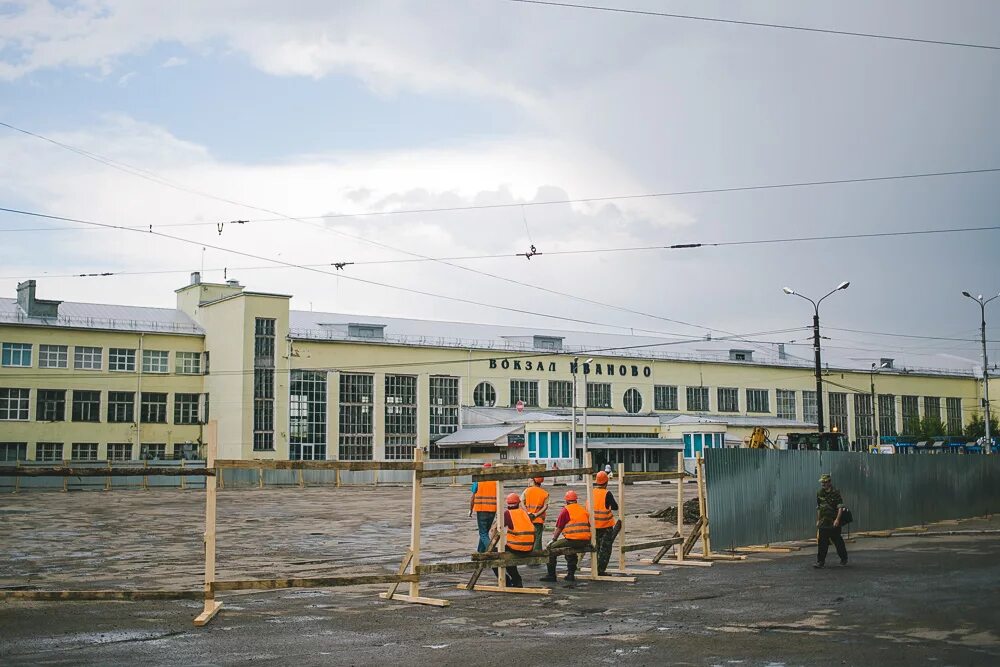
[
  {"xmin": 964, "ymin": 414, "xmax": 1000, "ymax": 440},
  {"xmin": 918, "ymin": 415, "xmax": 946, "ymax": 440}
]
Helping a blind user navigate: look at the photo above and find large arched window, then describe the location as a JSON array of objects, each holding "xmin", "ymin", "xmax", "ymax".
[
  {"xmin": 473, "ymin": 381, "xmax": 497, "ymax": 407},
  {"xmin": 623, "ymin": 388, "xmax": 643, "ymax": 414}
]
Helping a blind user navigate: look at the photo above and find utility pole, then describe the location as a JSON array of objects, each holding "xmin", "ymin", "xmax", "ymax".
[{"xmin": 963, "ymin": 291, "xmax": 998, "ymax": 454}]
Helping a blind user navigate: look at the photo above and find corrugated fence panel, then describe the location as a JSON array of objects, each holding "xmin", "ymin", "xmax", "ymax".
[{"xmin": 706, "ymin": 449, "xmax": 1000, "ymax": 550}]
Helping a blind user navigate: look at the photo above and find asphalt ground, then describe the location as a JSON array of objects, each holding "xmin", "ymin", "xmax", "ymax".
[{"xmin": 2, "ymin": 485, "xmax": 998, "ymax": 666}]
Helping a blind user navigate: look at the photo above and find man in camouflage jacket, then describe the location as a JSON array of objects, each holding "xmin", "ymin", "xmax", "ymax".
[{"xmin": 815, "ymin": 474, "xmax": 848, "ymax": 568}]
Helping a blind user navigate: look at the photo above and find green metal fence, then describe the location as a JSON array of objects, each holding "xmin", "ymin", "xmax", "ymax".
[{"xmin": 705, "ymin": 449, "xmax": 1000, "ymax": 550}]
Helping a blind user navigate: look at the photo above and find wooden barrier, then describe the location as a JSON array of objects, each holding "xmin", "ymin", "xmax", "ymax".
[
  {"xmin": 194, "ymin": 421, "xmax": 222, "ymax": 626},
  {"xmin": 0, "ymin": 466, "xmax": 215, "ymax": 477}
]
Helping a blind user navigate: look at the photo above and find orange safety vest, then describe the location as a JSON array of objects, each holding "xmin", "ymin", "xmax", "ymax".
[
  {"xmin": 592, "ymin": 487, "xmax": 615, "ymax": 529},
  {"xmin": 562, "ymin": 502, "xmax": 592, "ymax": 542},
  {"xmin": 506, "ymin": 508, "xmax": 536, "ymax": 552},
  {"xmin": 523, "ymin": 486, "xmax": 549, "ymax": 524},
  {"xmin": 473, "ymin": 480, "xmax": 498, "ymax": 513}
]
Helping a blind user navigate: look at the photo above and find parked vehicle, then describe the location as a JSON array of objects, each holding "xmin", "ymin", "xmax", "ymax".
[{"xmin": 786, "ymin": 432, "xmax": 851, "ymax": 452}]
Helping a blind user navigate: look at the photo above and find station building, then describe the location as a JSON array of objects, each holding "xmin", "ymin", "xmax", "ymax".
[{"xmin": 0, "ymin": 275, "xmax": 990, "ymax": 470}]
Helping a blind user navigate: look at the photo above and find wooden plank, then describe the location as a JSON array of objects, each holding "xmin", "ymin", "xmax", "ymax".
[
  {"xmin": 736, "ymin": 546, "xmax": 800, "ymax": 553},
  {"xmin": 385, "ymin": 550, "xmax": 414, "ymax": 599},
  {"xmin": 378, "ymin": 593, "xmax": 449, "ymax": 607},
  {"xmin": 194, "ymin": 600, "xmax": 222, "ymax": 627},
  {"xmin": 688, "ymin": 553, "xmax": 747, "ymax": 562},
  {"xmin": 622, "ymin": 537, "xmax": 684, "ymax": 553},
  {"xmin": 617, "ymin": 462, "xmax": 626, "ymax": 571},
  {"xmin": 470, "ymin": 546, "xmax": 594, "ymax": 561},
  {"xmin": 565, "ymin": 574, "xmax": 636, "ymax": 583},
  {"xmin": 460, "ymin": 584, "xmax": 550, "ymax": 595},
  {"xmin": 584, "ymin": 452, "xmax": 597, "ymax": 582},
  {"xmin": 465, "ymin": 532, "xmax": 500, "ymax": 590},
  {"xmin": 676, "ymin": 451, "xmax": 685, "ymax": 563},
  {"xmin": 682, "ymin": 517, "xmax": 706, "ymax": 557},
  {"xmin": 622, "ymin": 471, "xmax": 689, "ymax": 483},
  {"xmin": 197, "ymin": 421, "xmax": 221, "ymax": 627},
  {"xmin": 409, "ymin": 449, "xmax": 423, "ymax": 599},
  {"xmin": 215, "ymin": 459, "xmax": 420, "ymax": 472},
  {"xmin": 0, "ymin": 466, "xmax": 216, "ymax": 477},
  {"xmin": 495, "ymin": 478, "xmax": 506, "ymax": 590},
  {"xmin": 458, "ymin": 466, "xmax": 592, "ymax": 482},
  {"xmin": 696, "ymin": 454, "xmax": 711, "ymax": 556},
  {"xmin": 580, "ymin": 567, "xmax": 660, "ymax": 576},
  {"xmin": 0, "ymin": 590, "xmax": 204, "ymax": 601},
  {"xmin": 213, "ymin": 574, "xmax": 419, "ymax": 591},
  {"xmin": 640, "ymin": 558, "xmax": 713, "ymax": 567}
]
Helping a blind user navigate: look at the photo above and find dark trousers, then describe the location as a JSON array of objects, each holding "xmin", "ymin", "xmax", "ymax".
[
  {"xmin": 595, "ymin": 526, "xmax": 616, "ymax": 574},
  {"xmin": 817, "ymin": 525, "xmax": 848, "ymax": 564},
  {"xmin": 490, "ymin": 550, "xmax": 528, "ymax": 587},
  {"xmin": 476, "ymin": 512, "xmax": 494, "ymax": 553},
  {"xmin": 546, "ymin": 538, "xmax": 590, "ymax": 575},
  {"xmin": 532, "ymin": 523, "xmax": 544, "ymax": 552}
]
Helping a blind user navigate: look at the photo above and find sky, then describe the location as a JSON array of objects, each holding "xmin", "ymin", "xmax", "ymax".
[{"xmin": 0, "ymin": 0, "xmax": 998, "ymax": 374}]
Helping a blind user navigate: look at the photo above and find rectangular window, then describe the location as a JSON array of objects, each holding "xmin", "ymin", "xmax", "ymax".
[
  {"xmin": 38, "ymin": 344, "xmax": 68, "ymax": 368},
  {"xmin": 175, "ymin": 351, "xmax": 202, "ymax": 375},
  {"xmin": 74, "ymin": 346, "xmax": 103, "ymax": 370},
  {"xmin": 142, "ymin": 349, "xmax": 169, "ymax": 373},
  {"xmin": 383, "ymin": 374, "xmax": 415, "ymax": 460},
  {"xmin": 510, "ymin": 380, "xmax": 539, "ymax": 408},
  {"xmin": 746, "ymin": 389, "xmax": 770, "ymax": 413},
  {"xmin": 854, "ymin": 394, "xmax": 874, "ymax": 446},
  {"xmin": 717, "ymin": 387, "xmax": 739, "ymax": 413},
  {"xmin": 290, "ymin": 370, "xmax": 328, "ymax": 461},
  {"xmin": 946, "ymin": 398, "xmax": 962, "ymax": 435},
  {"xmin": 71, "ymin": 390, "xmax": 100, "ymax": 422},
  {"xmin": 430, "ymin": 376, "xmax": 460, "ymax": 439},
  {"xmin": 802, "ymin": 391, "xmax": 818, "ymax": 425},
  {"xmin": 254, "ymin": 317, "xmax": 276, "ymax": 367},
  {"xmin": 654, "ymin": 385, "xmax": 678, "ymax": 411},
  {"xmin": 35, "ymin": 442, "xmax": 63, "ymax": 462},
  {"xmin": 107, "ymin": 391, "xmax": 135, "ymax": 423},
  {"xmin": 686, "ymin": 386, "xmax": 709, "ymax": 412},
  {"xmin": 585, "ymin": 382, "xmax": 611, "ymax": 409},
  {"xmin": 108, "ymin": 348, "xmax": 136, "ymax": 372},
  {"xmin": 107, "ymin": 443, "xmax": 133, "ymax": 461},
  {"xmin": 548, "ymin": 380, "xmax": 573, "ymax": 408},
  {"xmin": 253, "ymin": 318, "xmax": 276, "ymax": 451},
  {"xmin": 923, "ymin": 396, "xmax": 941, "ymax": 424},
  {"xmin": 339, "ymin": 373, "xmax": 373, "ymax": 460},
  {"xmin": 36, "ymin": 389, "xmax": 66, "ymax": 422},
  {"xmin": 829, "ymin": 392, "xmax": 849, "ymax": 438},
  {"xmin": 140, "ymin": 392, "xmax": 167, "ymax": 424},
  {"xmin": 776, "ymin": 390, "xmax": 796, "ymax": 420},
  {"xmin": 139, "ymin": 443, "xmax": 166, "ymax": 460},
  {"xmin": 71, "ymin": 443, "xmax": 99, "ymax": 461},
  {"xmin": 0, "ymin": 443, "xmax": 27, "ymax": 461},
  {"xmin": 0, "ymin": 388, "xmax": 30, "ymax": 420},
  {"xmin": 1, "ymin": 342, "xmax": 32, "ymax": 367},
  {"xmin": 878, "ymin": 394, "xmax": 897, "ymax": 437},
  {"xmin": 174, "ymin": 393, "xmax": 202, "ymax": 425},
  {"xmin": 901, "ymin": 395, "xmax": 920, "ymax": 435}
]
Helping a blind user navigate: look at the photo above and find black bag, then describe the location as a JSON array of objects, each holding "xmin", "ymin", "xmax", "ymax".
[{"xmin": 841, "ymin": 508, "xmax": 854, "ymax": 525}]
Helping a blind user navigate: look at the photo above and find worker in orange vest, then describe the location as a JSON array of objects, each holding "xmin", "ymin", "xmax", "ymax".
[
  {"xmin": 488, "ymin": 493, "xmax": 536, "ymax": 587},
  {"xmin": 522, "ymin": 476, "xmax": 550, "ymax": 555},
  {"xmin": 592, "ymin": 470, "xmax": 621, "ymax": 576},
  {"xmin": 540, "ymin": 490, "xmax": 592, "ymax": 583},
  {"xmin": 469, "ymin": 462, "xmax": 497, "ymax": 553}
]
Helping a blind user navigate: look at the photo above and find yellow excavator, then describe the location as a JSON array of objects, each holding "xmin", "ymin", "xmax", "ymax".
[{"xmin": 744, "ymin": 426, "xmax": 777, "ymax": 449}]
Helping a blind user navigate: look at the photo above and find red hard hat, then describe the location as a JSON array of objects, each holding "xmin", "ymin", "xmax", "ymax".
[
  {"xmin": 532, "ymin": 476, "xmax": 544, "ymax": 484},
  {"xmin": 564, "ymin": 490, "xmax": 578, "ymax": 502},
  {"xmin": 595, "ymin": 471, "xmax": 609, "ymax": 485},
  {"xmin": 506, "ymin": 493, "xmax": 520, "ymax": 506},
  {"xmin": 482, "ymin": 462, "xmax": 492, "ymax": 468}
]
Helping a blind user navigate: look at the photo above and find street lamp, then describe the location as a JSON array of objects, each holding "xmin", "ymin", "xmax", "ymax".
[
  {"xmin": 962, "ymin": 291, "xmax": 999, "ymax": 454},
  {"xmin": 870, "ymin": 361, "xmax": 890, "ymax": 450},
  {"xmin": 571, "ymin": 357, "xmax": 594, "ymax": 468},
  {"xmin": 783, "ymin": 281, "xmax": 850, "ymax": 433}
]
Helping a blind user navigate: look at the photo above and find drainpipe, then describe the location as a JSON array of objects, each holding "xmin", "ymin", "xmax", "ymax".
[{"xmin": 136, "ymin": 332, "xmax": 144, "ymax": 459}]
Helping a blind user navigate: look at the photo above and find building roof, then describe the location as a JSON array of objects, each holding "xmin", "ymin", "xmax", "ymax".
[
  {"xmin": 661, "ymin": 414, "xmax": 816, "ymax": 429},
  {"xmin": 0, "ymin": 298, "xmax": 203, "ymax": 336},
  {"xmin": 436, "ymin": 424, "xmax": 523, "ymax": 447}
]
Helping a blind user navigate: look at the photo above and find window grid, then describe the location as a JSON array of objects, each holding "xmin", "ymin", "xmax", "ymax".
[
  {"xmin": 36, "ymin": 389, "xmax": 66, "ymax": 422},
  {"xmin": 290, "ymin": 370, "xmax": 327, "ymax": 461},
  {"xmin": 38, "ymin": 344, "xmax": 68, "ymax": 368},
  {"xmin": 878, "ymin": 394, "xmax": 897, "ymax": 436},
  {"xmin": 474, "ymin": 381, "xmax": 498, "ymax": 407},
  {"xmin": 71, "ymin": 443, "xmax": 99, "ymax": 461},
  {"xmin": 923, "ymin": 396, "xmax": 941, "ymax": 423},
  {"xmin": 686, "ymin": 386, "xmax": 709, "ymax": 412},
  {"xmin": 175, "ymin": 351, "xmax": 202, "ymax": 374},
  {"xmin": 74, "ymin": 346, "xmax": 102, "ymax": 370},
  {"xmin": 547, "ymin": 380, "xmax": 573, "ymax": 408},
  {"xmin": 717, "ymin": 387, "xmax": 739, "ymax": 413},
  {"xmin": 776, "ymin": 390, "xmax": 796, "ymax": 420},
  {"xmin": 339, "ymin": 373, "xmax": 373, "ymax": 460},
  {"xmin": 140, "ymin": 392, "xmax": 168, "ymax": 424},
  {"xmin": 174, "ymin": 393, "xmax": 202, "ymax": 425},
  {"xmin": 254, "ymin": 317, "xmax": 276, "ymax": 367},
  {"xmin": 35, "ymin": 442, "xmax": 63, "ymax": 462},
  {"xmin": 510, "ymin": 380, "xmax": 539, "ymax": 408},
  {"xmin": 71, "ymin": 390, "xmax": 100, "ymax": 422},
  {"xmin": 946, "ymin": 398, "xmax": 962, "ymax": 435},
  {"xmin": 901, "ymin": 395, "xmax": 920, "ymax": 435},
  {"xmin": 385, "ymin": 435, "xmax": 417, "ymax": 461},
  {"xmin": 0, "ymin": 443, "xmax": 27, "ymax": 461},
  {"xmin": 854, "ymin": 394, "xmax": 874, "ymax": 446},
  {"xmin": 654, "ymin": 385, "xmax": 678, "ymax": 411},
  {"xmin": 108, "ymin": 391, "xmax": 135, "ymax": 423},
  {"xmin": 430, "ymin": 376, "xmax": 459, "ymax": 438},
  {"xmin": 142, "ymin": 349, "xmax": 169, "ymax": 373},
  {"xmin": 746, "ymin": 389, "xmax": 770, "ymax": 413},
  {"xmin": 586, "ymin": 382, "xmax": 611, "ymax": 409},
  {"xmin": 0, "ymin": 388, "xmax": 30, "ymax": 420},
  {"xmin": 802, "ymin": 391, "xmax": 818, "ymax": 425},
  {"xmin": 140, "ymin": 443, "xmax": 167, "ymax": 460},
  {"xmin": 1, "ymin": 342, "xmax": 32, "ymax": 367},
  {"xmin": 828, "ymin": 392, "xmax": 849, "ymax": 437},
  {"xmin": 107, "ymin": 443, "xmax": 133, "ymax": 461},
  {"xmin": 623, "ymin": 388, "xmax": 643, "ymax": 414},
  {"xmin": 108, "ymin": 348, "xmax": 136, "ymax": 372},
  {"xmin": 253, "ymin": 320, "xmax": 276, "ymax": 451}
]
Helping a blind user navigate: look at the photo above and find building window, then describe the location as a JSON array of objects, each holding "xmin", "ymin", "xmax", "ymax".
[
  {"xmin": 1, "ymin": 342, "xmax": 32, "ymax": 367},
  {"xmin": 289, "ymin": 371, "xmax": 328, "ymax": 461},
  {"xmin": 510, "ymin": 380, "xmax": 539, "ymax": 408},
  {"xmin": 107, "ymin": 391, "xmax": 135, "ymax": 423},
  {"xmin": 382, "ymin": 374, "xmax": 416, "ymax": 460},
  {"xmin": 654, "ymin": 385, "xmax": 678, "ymax": 411},
  {"xmin": 71, "ymin": 443, "xmax": 99, "ymax": 461},
  {"xmin": 140, "ymin": 392, "xmax": 167, "ymax": 424},
  {"xmin": 109, "ymin": 348, "xmax": 136, "ymax": 372},
  {"xmin": 623, "ymin": 388, "xmax": 643, "ymax": 414},
  {"xmin": 527, "ymin": 431, "xmax": 572, "ymax": 460},
  {"xmin": 176, "ymin": 351, "xmax": 202, "ymax": 375},
  {"xmin": 0, "ymin": 443, "xmax": 27, "ymax": 461},
  {"xmin": 586, "ymin": 382, "xmax": 612, "ymax": 409},
  {"xmin": 35, "ymin": 389, "xmax": 66, "ymax": 422},
  {"xmin": 473, "ymin": 381, "xmax": 497, "ymax": 407},
  {"xmin": 74, "ymin": 346, "xmax": 102, "ymax": 370},
  {"xmin": 140, "ymin": 443, "xmax": 166, "ymax": 460},
  {"xmin": 253, "ymin": 318, "xmax": 276, "ymax": 451},
  {"xmin": 38, "ymin": 344, "xmax": 68, "ymax": 368},
  {"xmin": 746, "ymin": 389, "xmax": 770, "ymax": 413},
  {"xmin": 923, "ymin": 396, "xmax": 941, "ymax": 424},
  {"xmin": 142, "ymin": 349, "xmax": 169, "ymax": 373},
  {"xmin": 339, "ymin": 373, "xmax": 373, "ymax": 460},
  {"xmin": 430, "ymin": 376, "xmax": 459, "ymax": 439},
  {"xmin": 546, "ymin": 380, "xmax": 572, "ymax": 408},
  {"xmin": 717, "ymin": 387, "xmax": 739, "ymax": 413},
  {"xmin": 901, "ymin": 395, "xmax": 920, "ymax": 435},
  {"xmin": 35, "ymin": 442, "xmax": 63, "ymax": 462},
  {"xmin": 776, "ymin": 390, "xmax": 796, "ymax": 420},
  {"xmin": 878, "ymin": 394, "xmax": 897, "ymax": 437},
  {"xmin": 854, "ymin": 394, "xmax": 874, "ymax": 446},
  {"xmin": 0, "ymin": 388, "xmax": 30, "ymax": 421},
  {"xmin": 71, "ymin": 390, "xmax": 100, "ymax": 422},
  {"xmin": 946, "ymin": 398, "xmax": 962, "ymax": 435},
  {"xmin": 174, "ymin": 393, "xmax": 202, "ymax": 425},
  {"xmin": 686, "ymin": 386, "xmax": 709, "ymax": 412},
  {"xmin": 107, "ymin": 443, "xmax": 133, "ymax": 461},
  {"xmin": 829, "ymin": 392, "xmax": 849, "ymax": 437},
  {"xmin": 802, "ymin": 391, "xmax": 818, "ymax": 425},
  {"xmin": 254, "ymin": 317, "xmax": 276, "ymax": 367}
]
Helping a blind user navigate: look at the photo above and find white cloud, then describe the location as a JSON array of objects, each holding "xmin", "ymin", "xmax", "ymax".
[
  {"xmin": 161, "ymin": 56, "xmax": 186, "ymax": 68},
  {"xmin": 117, "ymin": 70, "xmax": 135, "ymax": 86}
]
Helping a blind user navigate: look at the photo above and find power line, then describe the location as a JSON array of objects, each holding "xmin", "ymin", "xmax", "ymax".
[
  {"xmin": 825, "ymin": 325, "xmax": 1000, "ymax": 344},
  {"xmin": 502, "ymin": 0, "xmax": 1000, "ymax": 51}
]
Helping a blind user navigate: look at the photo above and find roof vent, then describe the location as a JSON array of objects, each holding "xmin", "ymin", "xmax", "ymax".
[
  {"xmin": 190, "ymin": 271, "xmax": 201, "ymax": 285},
  {"xmin": 226, "ymin": 279, "xmax": 241, "ymax": 287},
  {"xmin": 347, "ymin": 323, "xmax": 385, "ymax": 339},
  {"xmin": 777, "ymin": 343, "xmax": 787, "ymax": 360},
  {"xmin": 16, "ymin": 280, "xmax": 61, "ymax": 318},
  {"xmin": 880, "ymin": 358, "xmax": 894, "ymax": 369},
  {"xmin": 532, "ymin": 335, "xmax": 563, "ymax": 351},
  {"xmin": 729, "ymin": 349, "xmax": 753, "ymax": 362}
]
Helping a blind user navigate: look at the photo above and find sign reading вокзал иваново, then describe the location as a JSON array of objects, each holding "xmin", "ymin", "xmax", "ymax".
[{"xmin": 487, "ymin": 358, "xmax": 652, "ymax": 377}]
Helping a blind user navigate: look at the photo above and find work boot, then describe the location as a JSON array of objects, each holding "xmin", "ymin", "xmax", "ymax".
[
  {"xmin": 813, "ymin": 562, "xmax": 825, "ymax": 569},
  {"xmin": 840, "ymin": 559, "xmax": 849, "ymax": 567},
  {"xmin": 564, "ymin": 564, "xmax": 577, "ymax": 582},
  {"xmin": 540, "ymin": 566, "xmax": 557, "ymax": 583}
]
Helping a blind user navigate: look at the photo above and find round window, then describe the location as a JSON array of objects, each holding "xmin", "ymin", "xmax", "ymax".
[
  {"xmin": 623, "ymin": 388, "xmax": 643, "ymax": 414},
  {"xmin": 474, "ymin": 381, "xmax": 497, "ymax": 407}
]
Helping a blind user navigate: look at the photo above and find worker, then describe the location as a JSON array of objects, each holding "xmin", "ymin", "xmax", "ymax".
[
  {"xmin": 592, "ymin": 470, "xmax": 620, "ymax": 576},
  {"xmin": 540, "ymin": 490, "xmax": 592, "ymax": 583},
  {"xmin": 522, "ymin": 476, "xmax": 550, "ymax": 554},
  {"xmin": 814, "ymin": 473, "xmax": 849, "ymax": 568},
  {"xmin": 469, "ymin": 462, "xmax": 497, "ymax": 553},
  {"xmin": 487, "ymin": 493, "xmax": 535, "ymax": 588}
]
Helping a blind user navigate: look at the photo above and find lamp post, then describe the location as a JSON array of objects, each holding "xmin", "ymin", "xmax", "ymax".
[
  {"xmin": 870, "ymin": 361, "xmax": 889, "ymax": 450},
  {"xmin": 962, "ymin": 291, "xmax": 999, "ymax": 454},
  {"xmin": 783, "ymin": 281, "xmax": 850, "ymax": 433},
  {"xmin": 580, "ymin": 357, "xmax": 594, "ymax": 467}
]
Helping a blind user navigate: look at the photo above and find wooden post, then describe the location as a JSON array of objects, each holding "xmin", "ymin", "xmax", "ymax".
[
  {"xmin": 676, "ymin": 451, "xmax": 685, "ymax": 563},
  {"xmin": 584, "ymin": 452, "xmax": 597, "ymax": 581},
  {"xmin": 409, "ymin": 448, "xmax": 423, "ymax": 598},
  {"xmin": 451, "ymin": 460, "xmax": 457, "ymax": 486},
  {"xmin": 257, "ymin": 466, "xmax": 264, "ymax": 489},
  {"xmin": 335, "ymin": 468, "xmax": 341, "ymax": 488},
  {"xmin": 143, "ymin": 460, "xmax": 149, "ymax": 491},
  {"xmin": 194, "ymin": 420, "xmax": 222, "ymax": 626},
  {"xmin": 180, "ymin": 459, "xmax": 186, "ymax": 490},
  {"xmin": 496, "ymin": 478, "xmax": 506, "ymax": 589},
  {"xmin": 13, "ymin": 461, "xmax": 20, "ymax": 494},
  {"xmin": 297, "ymin": 467, "xmax": 305, "ymax": 489},
  {"xmin": 617, "ymin": 462, "xmax": 626, "ymax": 571},
  {"xmin": 696, "ymin": 453, "xmax": 711, "ymax": 557},
  {"xmin": 104, "ymin": 460, "xmax": 111, "ymax": 492}
]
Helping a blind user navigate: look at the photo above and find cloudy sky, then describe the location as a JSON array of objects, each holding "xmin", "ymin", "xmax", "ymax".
[{"xmin": 1, "ymin": 0, "xmax": 998, "ymax": 371}]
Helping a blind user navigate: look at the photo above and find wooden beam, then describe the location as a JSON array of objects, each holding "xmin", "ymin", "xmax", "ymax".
[
  {"xmin": 0, "ymin": 466, "xmax": 215, "ymax": 477},
  {"xmin": 385, "ymin": 550, "xmax": 414, "ymax": 599},
  {"xmin": 214, "ymin": 459, "xmax": 420, "ymax": 471},
  {"xmin": 465, "ymin": 466, "xmax": 592, "ymax": 482},
  {"xmin": 409, "ymin": 449, "xmax": 423, "ymax": 599},
  {"xmin": 584, "ymin": 452, "xmax": 597, "ymax": 582},
  {"xmin": 196, "ymin": 421, "xmax": 221, "ymax": 627},
  {"xmin": 464, "ymin": 532, "xmax": 500, "ymax": 590},
  {"xmin": 470, "ymin": 547, "xmax": 594, "ymax": 561},
  {"xmin": 682, "ymin": 517, "xmax": 706, "ymax": 557},
  {"xmin": 622, "ymin": 471, "xmax": 689, "ymax": 483},
  {"xmin": 622, "ymin": 537, "xmax": 683, "ymax": 553},
  {"xmin": 580, "ymin": 567, "xmax": 660, "ymax": 576},
  {"xmin": 696, "ymin": 454, "xmax": 712, "ymax": 556},
  {"xmin": 0, "ymin": 590, "xmax": 203, "ymax": 601},
  {"xmin": 459, "ymin": 584, "xmax": 550, "ymax": 595},
  {"xmin": 640, "ymin": 558, "xmax": 713, "ymax": 567},
  {"xmin": 566, "ymin": 574, "xmax": 637, "ymax": 583},
  {"xmin": 377, "ymin": 593, "xmax": 449, "ymax": 607},
  {"xmin": 213, "ymin": 574, "xmax": 419, "ymax": 592},
  {"xmin": 194, "ymin": 600, "xmax": 222, "ymax": 626},
  {"xmin": 676, "ymin": 451, "xmax": 685, "ymax": 564}
]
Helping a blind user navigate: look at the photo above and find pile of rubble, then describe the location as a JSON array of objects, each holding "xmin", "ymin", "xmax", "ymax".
[{"xmin": 649, "ymin": 498, "xmax": 701, "ymax": 523}]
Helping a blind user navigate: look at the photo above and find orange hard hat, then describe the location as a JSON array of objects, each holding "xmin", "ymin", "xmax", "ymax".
[
  {"xmin": 595, "ymin": 471, "xmax": 609, "ymax": 485},
  {"xmin": 506, "ymin": 493, "xmax": 520, "ymax": 506},
  {"xmin": 482, "ymin": 462, "xmax": 492, "ymax": 468},
  {"xmin": 533, "ymin": 476, "xmax": 544, "ymax": 484},
  {"xmin": 564, "ymin": 490, "xmax": 578, "ymax": 502}
]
